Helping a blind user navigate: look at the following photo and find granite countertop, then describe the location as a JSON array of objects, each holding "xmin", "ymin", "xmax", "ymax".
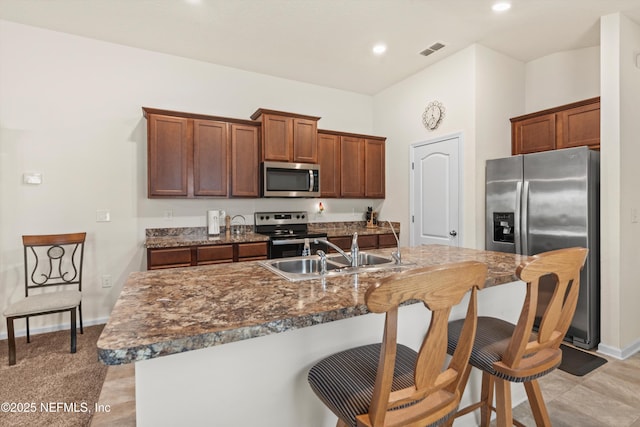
[
  {"xmin": 97, "ymin": 244, "xmax": 529, "ymax": 365},
  {"xmin": 144, "ymin": 222, "xmax": 399, "ymax": 249}
]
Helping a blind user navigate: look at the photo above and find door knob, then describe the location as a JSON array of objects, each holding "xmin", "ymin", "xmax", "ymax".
[{"xmin": 449, "ymin": 230, "xmax": 457, "ymax": 237}]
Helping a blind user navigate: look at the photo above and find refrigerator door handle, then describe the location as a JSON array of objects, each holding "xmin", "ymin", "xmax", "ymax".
[
  {"xmin": 522, "ymin": 181, "xmax": 530, "ymax": 255},
  {"xmin": 515, "ymin": 181, "xmax": 522, "ymax": 254}
]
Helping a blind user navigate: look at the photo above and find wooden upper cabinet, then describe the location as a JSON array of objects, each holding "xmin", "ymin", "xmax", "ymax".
[
  {"xmin": 261, "ymin": 114, "xmax": 291, "ymax": 162},
  {"xmin": 512, "ymin": 113, "xmax": 556, "ymax": 155},
  {"xmin": 364, "ymin": 138, "xmax": 386, "ymax": 198},
  {"xmin": 511, "ymin": 97, "xmax": 600, "ymax": 155},
  {"xmin": 293, "ymin": 118, "xmax": 318, "ymax": 163},
  {"xmin": 317, "ymin": 131, "xmax": 340, "ymax": 198},
  {"xmin": 340, "ymin": 136, "xmax": 365, "ymax": 197},
  {"xmin": 251, "ymin": 109, "xmax": 320, "ymax": 163},
  {"xmin": 193, "ymin": 120, "xmax": 229, "ymax": 197},
  {"xmin": 231, "ymin": 124, "xmax": 260, "ymax": 197},
  {"xmin": 147, "ymin": 114, "xmax": 192, "ymax": 197},
  {"xmin": 557, "ymin": 101, "xmax": 600, "ymax": 150},
  {"xmin": 144, "ymin": 107, "xmax": 259, "ymax": 199}
]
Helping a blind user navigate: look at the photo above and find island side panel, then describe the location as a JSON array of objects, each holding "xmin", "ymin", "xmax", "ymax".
[{"xmin": 135, "ymin": 283, "xmax": 526, "ymax": 427}]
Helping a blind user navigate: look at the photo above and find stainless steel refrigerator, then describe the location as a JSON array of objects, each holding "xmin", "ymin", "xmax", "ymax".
[{"xmin": 485, "ymin": 146, "xmax": 600, "ymax": 349}]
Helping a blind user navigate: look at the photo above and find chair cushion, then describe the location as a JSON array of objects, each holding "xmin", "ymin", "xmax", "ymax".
[
  {"xmin": 447, "ymin": 316, "xmax": 558, "ymax": 382},
  {"xmin": 308, "ymin": 343, "xmax": 453, "ymax": 427},
  {"xmin": 3, "ymin": 290, "xmax": 81, "ymax": 317}
]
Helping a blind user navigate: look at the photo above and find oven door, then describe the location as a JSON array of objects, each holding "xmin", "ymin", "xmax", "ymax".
[{"xmin": 268, "ymin": 237, "xmax": 326, "ymax": 259}]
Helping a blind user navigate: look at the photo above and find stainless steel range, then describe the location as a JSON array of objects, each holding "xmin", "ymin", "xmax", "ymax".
[{"xmin": 254, "ymin": 211, "xmax": 328, "ymax": 259}]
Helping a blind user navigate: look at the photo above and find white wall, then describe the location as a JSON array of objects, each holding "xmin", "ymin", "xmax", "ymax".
[
  {"xmin": 0, "ymin": 20, "xmax": 377, "ymax": 336},
  {"xmin": 372, "ymin": 44, "xmax": 524, "ymax": 249},
  {"xmin": 525, "ymin": 46, "xmax": 601, "ymax": 112},
  {"xmin": 599, "ymin": 13, "xmax": 640, "ymax": 357}
]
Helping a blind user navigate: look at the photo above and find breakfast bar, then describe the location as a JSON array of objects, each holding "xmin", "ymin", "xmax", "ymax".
[{"xmin": 97, "ymin": 245, "xmax": 531, "ymax": 427}]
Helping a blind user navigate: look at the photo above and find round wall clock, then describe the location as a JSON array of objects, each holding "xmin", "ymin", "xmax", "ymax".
[{"xmin": 422, "ymin": 101, "xmax": 445, "ymax": 131}]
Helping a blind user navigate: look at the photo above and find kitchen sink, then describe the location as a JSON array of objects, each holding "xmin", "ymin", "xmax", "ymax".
[
  {"xmin": 327, "ymin": 253, "xmax": 394, "ymax": 267},
  {"xmin": 259, "ymin": 252, "xmax": 406, "ymax": 282},
  {"xmin": 267, "ymin": 258, "xmax": 342, "ymax": 274}
]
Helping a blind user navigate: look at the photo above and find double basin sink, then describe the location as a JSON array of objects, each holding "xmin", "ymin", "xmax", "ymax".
[{"xmin": 260, "ymin": 252, "xmax": 405, "ymax": 282}]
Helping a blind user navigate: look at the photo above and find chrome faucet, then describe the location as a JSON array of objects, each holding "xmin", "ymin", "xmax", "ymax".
[
  {"xmin": 387, "ymin": 220, "xmax": 402, "ymax": 265},
  {"xmin": 316, "ymin": 250, "xmax": 327, "ymax": 275},
  {"xmin": 314, "ymin": 234, "xmax": 359, "ymax": 268},
  {"xmin": 350, "ymin": 232, "xmax": 359, "ymax": 268}
]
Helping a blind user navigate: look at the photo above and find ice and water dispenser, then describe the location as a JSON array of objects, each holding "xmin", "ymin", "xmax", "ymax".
[{"xmin": 492, "ymin": 212, "xmax": 514, "ymax": 243}]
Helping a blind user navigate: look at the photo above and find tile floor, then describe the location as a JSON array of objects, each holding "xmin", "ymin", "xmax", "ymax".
[{"xmin": 90, "ymin": 349, "xmax": 640, "ymax": 426}]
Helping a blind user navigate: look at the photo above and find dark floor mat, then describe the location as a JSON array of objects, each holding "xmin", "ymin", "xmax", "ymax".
[{"xmin": 558, "ymin": 343, "xmax": 607, "ymax": 376}]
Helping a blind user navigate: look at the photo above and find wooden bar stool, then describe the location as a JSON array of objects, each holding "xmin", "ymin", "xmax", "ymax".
[
  {"xmin": 308, "ymin": 261, "xmax": 487, "ymax": 427},
  {"xmin": 447, "ymin": 247, "xmax": 588, "ymax": 427}
]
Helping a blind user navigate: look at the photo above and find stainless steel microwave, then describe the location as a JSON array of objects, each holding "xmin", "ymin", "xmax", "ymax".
[{"xmin": 262, "ymin": 161, "xmax": 320, "ymax": 197}]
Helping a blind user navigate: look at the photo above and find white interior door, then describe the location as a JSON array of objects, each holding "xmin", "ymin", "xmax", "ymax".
[{"xmin": 410, "ymin": 135, "xmax": 461, "ymax": 247}]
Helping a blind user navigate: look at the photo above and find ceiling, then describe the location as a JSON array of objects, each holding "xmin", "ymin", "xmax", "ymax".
[{"xmin": 1, "ymin": 0, "xmax": 640, "ymax": 95}]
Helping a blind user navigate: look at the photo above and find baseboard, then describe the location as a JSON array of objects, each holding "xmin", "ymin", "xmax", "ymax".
[
  {"xmin": 598, "ymin": 338, "xmax": 640, "ymax": 360},
  {"xmin": 0, "ymin": 317, "xmax": 109, "ymax": 341}
]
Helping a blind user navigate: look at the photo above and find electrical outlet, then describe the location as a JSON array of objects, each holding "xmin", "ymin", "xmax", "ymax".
[
  {"xmin": 101, "ymin": 275, "xmax": 112, "ymax": 288},
  {"xmin": 632, "ymin": 208, "xmax": 639, "ymax": 224},
  {"xmin": 163, "ymin": 210, "xmax": 173, "ymax": 220}
]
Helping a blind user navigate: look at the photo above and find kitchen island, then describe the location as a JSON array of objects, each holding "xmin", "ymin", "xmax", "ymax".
[{"xmin": 98, "ymin": 245, "xmax": 531, "ymax": 427}]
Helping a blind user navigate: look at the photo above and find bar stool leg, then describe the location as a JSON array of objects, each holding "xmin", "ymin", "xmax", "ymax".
[{"xmin": 525, "ymin": 379, "xmax": 552, "ymax": 427}]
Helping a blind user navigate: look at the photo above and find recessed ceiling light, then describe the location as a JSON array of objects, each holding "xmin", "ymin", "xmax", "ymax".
[
  {"xmin": 492, "ymin": 2, "xmax": 511, "ymax": 12},
  {"xmin": 372, "ymin": 44, "xmax": 387, "ymax": 55},
  {"xmin": 185, "ymin": 0, "xmax": 201, "ymax": 4}
]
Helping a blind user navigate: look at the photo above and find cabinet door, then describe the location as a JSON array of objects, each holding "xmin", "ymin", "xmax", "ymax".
[
  {"xmin": 557, "ymin": 102, "xmax": 600, "ymax": 150},
  {"xmin": 318, "ymin": 132, "xmax": 340, "ymax": 198},
  {"xmin": 231, "ymin": 124, "xmax": 260, "ymax": 197},
  {"xmin": 262, "ymin": 114, "xmax": 292, "ymax": 162},
  {"xmin": 292, "ymin": 118, "xmax": 318, "ymax": 163},
  {"xmin": 511, "ymin": 113, "xmax": 556, "ymax": 155},
  {"xmin": 340, "ymin": 136, "xmax": 365, "ymax": 197},
  {"xmin": 148, "ymin": 114, "xmax": 192, "ymax": 197},
  {"xmin": 193, "ymin": 120, "xmax": 229, "ymax": 197},
  {"xmin": 358, "ymin": 234, "xmax": 378, "ymax": 250},
  {"xmin": 364, "ymin": 139, "xmax": 385, "ymax": 198},
  {"xmin": 377, "ymin": 233, "xmax": 398, "ymax": 249}
]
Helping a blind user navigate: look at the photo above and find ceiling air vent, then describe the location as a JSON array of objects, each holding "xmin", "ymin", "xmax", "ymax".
[{"xmin": 420, "ymin": 42, "xmax": 446, "ymax": 57}]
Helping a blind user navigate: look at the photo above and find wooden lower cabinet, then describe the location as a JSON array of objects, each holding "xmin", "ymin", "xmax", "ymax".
[
  {"xmin": 197, "ymin": 245, "xmax": 234, "ymax": 265},
  {"xmin": 377, "ymin": 233, "xmax": 398, "ymax": 249},
  {"xmin": 147, "ymin": 242, "xmax": 268, "ymax": 270},
  {"xmin": 236, "ymin": 242, "xmax": 268, "ymax": 262},
  {"xmin": 327, "ymin": 233, "xmax": 396, "ymax": 252},
  {"xmin": 147, "ymin": 247, "xmax": 193, "ymax": 270}
]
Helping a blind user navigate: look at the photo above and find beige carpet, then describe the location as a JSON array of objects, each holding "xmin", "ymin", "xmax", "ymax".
[{"xmin": 0, "ymin": 324, "xmax": 108, "ymax": 427}]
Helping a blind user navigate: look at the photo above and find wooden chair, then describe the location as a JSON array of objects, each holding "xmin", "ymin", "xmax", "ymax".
[
  {"xmin": 3, "ymin": 232, "xmax": 86, "ymax": 366},
  {"xmin": 308, "ymin": 261, "xmax": 487, "ymax": 427},
  {"xmin": 447, "ymin": 247, "xmax": 588, "ymax": 427}
]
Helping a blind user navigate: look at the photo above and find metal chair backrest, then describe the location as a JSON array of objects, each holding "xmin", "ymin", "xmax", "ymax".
[
  {"xmin": 23, "ymin": 232, "xmax": 87, "ymax": 296},
  {"xmin": 358, "ymin": 261, "xmax": 487, "ymax": 427}
]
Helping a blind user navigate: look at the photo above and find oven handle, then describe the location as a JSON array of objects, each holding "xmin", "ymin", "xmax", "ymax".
[{"xmin": 271, "ymin": 238, "xmax": 327, "ymax": 246}]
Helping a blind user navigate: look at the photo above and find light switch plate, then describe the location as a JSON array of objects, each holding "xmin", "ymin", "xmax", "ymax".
[
  {"xmin": 23, "ymin": 172, "xmax": 42, "ymax": 185},
  {"xmin": 96, "ymin": 210, "xmax": 111, "ymax": 222}
]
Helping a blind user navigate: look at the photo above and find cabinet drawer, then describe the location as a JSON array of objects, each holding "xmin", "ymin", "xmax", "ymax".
[
  {"xmin": 377, "ymin": 233, "xmax": 398, "ymax": 248},
  {"xmin": 237, "ymin": 242, "xmax": 268, "ymax": 259},
  {"xmin": 197, "ymin": 245, "xmax": 234, "ymax": 264},
  {"xmin": 148, "ymin": 248, "xmax": 192, "ymax": 270}
]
